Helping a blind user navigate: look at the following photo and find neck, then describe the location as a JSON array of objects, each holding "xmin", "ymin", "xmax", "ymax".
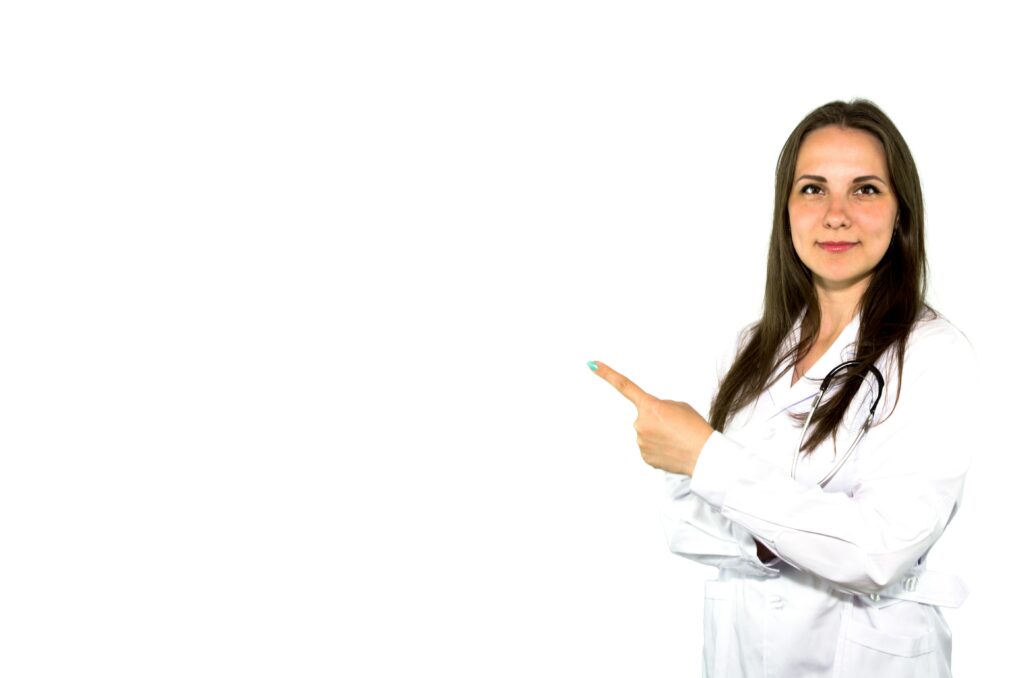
[{"xmin": 813, "ymin": 278, "xmax": 868, "ymax": 340}]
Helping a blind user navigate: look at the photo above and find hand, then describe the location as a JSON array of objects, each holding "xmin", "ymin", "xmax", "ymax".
[
  {"xmin": 589, "ymin": 361, "xmax": 713, "ymax": 476},
  {"xmin": 755, "ymin": 539, "xmax": 776, "ymax": 564}
]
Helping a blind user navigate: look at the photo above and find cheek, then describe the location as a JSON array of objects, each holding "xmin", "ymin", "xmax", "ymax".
[
  {"xmin": 857, "ymin": 201, "xmax": 897, "ymax": 228},
  {"xmin": 867, "ymin": 227, "xmax": 896, "ymax": 256},
  {"xmin": 862, "ymin": 212, "xmax": 897, "ymax": 241},
  {"xmin": 787, "ymin": 201, "xmax": 816, "ymax": 231},
  {"xmin": 787, "ymin": 199, "xmax": 801, "ymax": 221},
  {"xmin": 787, "ymin": 211, "xmax": 814, "ymax": 246}
]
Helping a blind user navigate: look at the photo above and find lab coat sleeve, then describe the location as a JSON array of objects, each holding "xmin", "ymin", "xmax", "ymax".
[
  {"xmin": 659, "ymin": 321, "xmax": 778, "ymax": 577},
  {"xmin": 660, "ymin": 472, "xmax": 780, "ymax": 576},
  {"xmin": 689, "ymin": 321, "xmax": 977, "ymax": 594}
]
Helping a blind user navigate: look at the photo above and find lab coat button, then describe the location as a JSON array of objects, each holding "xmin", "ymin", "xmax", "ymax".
[
  {"xmin": 903, "ymin": 576, "xmax": 918, "ymax": 592},
  {"xmin": 869, "ymin": 593, "xmax": 880, "ymax": 602}
]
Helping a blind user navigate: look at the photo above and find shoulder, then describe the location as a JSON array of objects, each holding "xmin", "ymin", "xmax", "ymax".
[
  {"xmin": 871, "ymin": 308, "xmax": 979, "ymax": 440},
  {"xmin": 905, "ymin": 308, "xmax": 975, "ymax": 362},
  {"xmin": 882, "ymin": 308, "xmax": 978, "ymax": 404}
]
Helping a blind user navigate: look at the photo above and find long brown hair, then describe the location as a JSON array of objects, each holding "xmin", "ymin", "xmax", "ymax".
[{"xmin": 708, "ymin": 99, "xmax": 930, "ymax": 452}]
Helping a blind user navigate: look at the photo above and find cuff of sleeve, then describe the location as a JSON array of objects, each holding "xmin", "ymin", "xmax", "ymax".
[
  {"xmin": 662, "ymin": 471, "xmax": 692, "ymax": 501},
  {"xmin": 690, "ymin": 430, "xmax": 748, "ymax": 510}
]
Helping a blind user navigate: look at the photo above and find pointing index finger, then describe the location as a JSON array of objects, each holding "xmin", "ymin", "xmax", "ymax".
[{"xmin": 588, "ymin": 360, "xmax": 650, "ymax": 407}]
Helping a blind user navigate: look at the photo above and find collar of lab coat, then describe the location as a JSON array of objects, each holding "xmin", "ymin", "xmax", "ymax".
[{"xmin": 766, "ymin": 307, "xmax": 862, "ymax": 411}]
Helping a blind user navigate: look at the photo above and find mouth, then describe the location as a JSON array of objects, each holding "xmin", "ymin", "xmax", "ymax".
[{"xmin": 818, "ymin": 241, "xmax": 858, "ymax": 253}]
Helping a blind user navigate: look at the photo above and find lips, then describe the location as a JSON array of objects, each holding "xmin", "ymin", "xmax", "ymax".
[{"xmin": 818, "ymin": 241, "xmax": 857, "ymax": 253}]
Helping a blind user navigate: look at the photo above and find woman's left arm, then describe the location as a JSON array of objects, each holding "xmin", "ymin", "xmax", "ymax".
[{"xmin": 689, "ymin": 325, "xmax": 978, "ymax": 594}]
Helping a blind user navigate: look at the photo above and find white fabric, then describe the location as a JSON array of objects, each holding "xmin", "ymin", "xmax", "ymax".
[{"xmin": 661, "ymin": 309, "xmax": 977, "ymax": 678}]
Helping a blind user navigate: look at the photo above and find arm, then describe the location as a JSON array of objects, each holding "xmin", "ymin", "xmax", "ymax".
[
  {"xmin": 690, "ymin": 324, "xmax": 977, "ymax": 594},
  {"xmin": 660, "ymin": 471, "xmax": 780, "ymax": 576},
  {"xmin": 659, "ymin": 321, "xmax": 778, "ymax": 576}
]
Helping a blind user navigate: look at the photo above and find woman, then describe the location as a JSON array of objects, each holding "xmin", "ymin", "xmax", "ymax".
[{"xmin": 588, "ymin": 100, "xmax": 976, "ymax": 677}]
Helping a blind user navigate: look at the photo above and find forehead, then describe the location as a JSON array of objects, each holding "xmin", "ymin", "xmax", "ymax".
[{"xmin": 795, "ymin": 125, "xmax": 889, "ymax": 178}]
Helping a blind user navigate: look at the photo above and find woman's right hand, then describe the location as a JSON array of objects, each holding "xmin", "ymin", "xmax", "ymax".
[{"xmin": 755, "ymin": 538, "xmax": 776, "ymax": 564}]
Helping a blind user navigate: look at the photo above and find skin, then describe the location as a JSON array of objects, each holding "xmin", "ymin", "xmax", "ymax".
[
  {"xmin": 592, "ymin": 124, "xmax": 898, "ymax": 478},
  {"xmin": 790, "ymin": 125, "xmax": 899, "ymax": 379},
  {"xmin": 590, "ymin": 361, "xmax": 712, "ymax": 476}
]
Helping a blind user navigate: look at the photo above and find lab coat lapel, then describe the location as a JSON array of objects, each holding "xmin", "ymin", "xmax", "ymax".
[
  {"xmin": 766, "ymin": 310, "xmax": 862, "ymax": 416},
  {"xmin": 801, "ymin": 313, "xmax": 861, "ymax": 383}
]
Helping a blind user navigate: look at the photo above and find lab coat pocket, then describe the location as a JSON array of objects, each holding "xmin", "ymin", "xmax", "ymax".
[
  {"xmin": 838, "ymin": 618, "xmax": 936, "ymax": 677},
  {"xmin": 702, "ymin": 580, "xmax": 735, "ymax": 678}
]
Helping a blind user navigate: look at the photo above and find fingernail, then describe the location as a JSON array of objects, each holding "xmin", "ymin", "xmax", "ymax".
[{"xmin": 587, "ymin": 361, "xmax": 599, "ymax": 371}]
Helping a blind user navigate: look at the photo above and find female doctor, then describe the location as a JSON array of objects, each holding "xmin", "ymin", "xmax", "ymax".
[{"xmin": 588, "ymin": 99, "xmax": 976, "ymax": 677}]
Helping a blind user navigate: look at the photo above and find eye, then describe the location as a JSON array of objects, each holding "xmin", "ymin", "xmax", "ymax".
[
  {"xmin": 799, "ymin": 184, "xmax": 823, "ymax": 195},
  {"xmin": 855, "ymin": 184, "xmax": 881, "ymax": 195}
]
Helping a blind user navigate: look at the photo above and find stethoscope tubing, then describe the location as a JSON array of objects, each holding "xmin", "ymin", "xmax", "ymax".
[{"xmin": 790, "ymin": 360, "xmax": 885, "ymax": 487}]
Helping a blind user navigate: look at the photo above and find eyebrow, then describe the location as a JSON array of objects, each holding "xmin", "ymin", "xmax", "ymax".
[{"xmin": 795, "ymin": 174, "xmax": 888, "ymax": 185}]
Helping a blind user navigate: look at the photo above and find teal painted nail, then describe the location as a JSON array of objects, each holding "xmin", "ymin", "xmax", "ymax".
[{"xmin": 587, "ymin": 361, "xmax": 599, "ymax": 371}]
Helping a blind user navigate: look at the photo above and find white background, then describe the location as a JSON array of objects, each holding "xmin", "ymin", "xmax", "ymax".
[{"xmin": 1, "ymin": 1, "xmax": 1018, "ymax": 675}]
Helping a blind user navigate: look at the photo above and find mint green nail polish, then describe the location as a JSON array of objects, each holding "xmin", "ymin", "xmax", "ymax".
[{"xmin": 587, "ymin": 361, "xmax": 599, "ymax": 371}]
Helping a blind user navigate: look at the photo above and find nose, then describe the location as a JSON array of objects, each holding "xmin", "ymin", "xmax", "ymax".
[{"xmin": 824, "ymin": 194, "xmax": 850, "ymax": 229}]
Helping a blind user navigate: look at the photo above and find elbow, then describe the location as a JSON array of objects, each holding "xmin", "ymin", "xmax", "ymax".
[
  {"xmin": 851, "ymin": 551, "xmax": 913, "ymax": 594},
  {"xmin": 775, "ymin": 531, "xmax": 933, "ymax": 596},
  {"xmin": 838, "ymin": 561, "xmax": 926, "ymax": 598},
  {"xmin": 851, "ymin": 518, "xmax": 949, "ymax": 594},
  {"xmin": 846, "ymin": 572, "xmax": 894, "ymax": 596},
  {"xmin": 804, "ymin": 555, "xmax": 902, "ymax": 596}
]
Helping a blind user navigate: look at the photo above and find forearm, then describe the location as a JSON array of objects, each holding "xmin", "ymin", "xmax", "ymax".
[
  {"xmin": 661, "ymin": 472, "xmax": 779, "ymax": 576},
  {"xmin": 691, "ymin": 431, "xmax": 963, "ymax": 593}
]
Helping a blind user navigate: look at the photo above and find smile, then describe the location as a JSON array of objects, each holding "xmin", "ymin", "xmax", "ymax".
[{"xmin": 818, "ymin": 241, "xmax": 858, "ymax": 253}]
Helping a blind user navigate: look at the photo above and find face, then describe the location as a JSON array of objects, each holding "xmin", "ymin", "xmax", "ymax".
[{"xmin": 788, "ymin": 125, "xmax": 899, "ymax": 297}]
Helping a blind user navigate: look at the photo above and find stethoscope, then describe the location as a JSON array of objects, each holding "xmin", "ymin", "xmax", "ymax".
[{"xmin": 789, "ymin": 360, "xmax": 885, "ymax": 488}]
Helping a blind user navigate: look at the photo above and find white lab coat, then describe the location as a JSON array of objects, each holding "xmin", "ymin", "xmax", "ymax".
[{"xmin": 661, "ymin": 309, "xmax": 977, "ymax": 677}]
